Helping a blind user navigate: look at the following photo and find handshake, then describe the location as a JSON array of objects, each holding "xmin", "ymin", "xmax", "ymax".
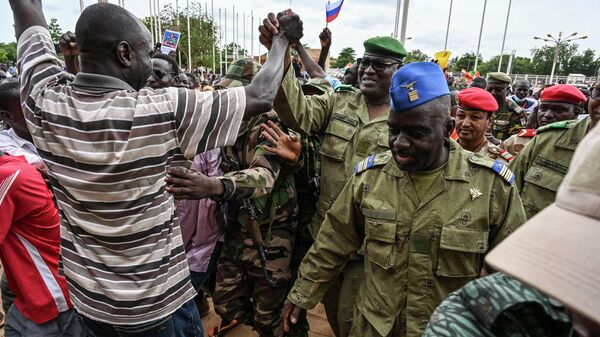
[{"xmin": 259, "ymin": 9, "xmax": 304, "ymax": 49}]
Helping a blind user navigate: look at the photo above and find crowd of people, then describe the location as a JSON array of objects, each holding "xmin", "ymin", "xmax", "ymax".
[{"xmin": 0, "ymin": 1, "xmax": 599, "ymax": 337}]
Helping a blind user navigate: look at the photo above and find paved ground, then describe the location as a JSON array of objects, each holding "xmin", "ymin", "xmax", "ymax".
[{"xmin": 201, "ymin": 299, "xmax": 336, "ymax": 337}]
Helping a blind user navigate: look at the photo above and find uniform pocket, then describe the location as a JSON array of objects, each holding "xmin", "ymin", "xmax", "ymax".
[
  {"xmin": 320, "ymin": 118, "xmax": 357, "ymax": 161},
  {"xmin": 363, "ymin": 209, "xmax": 397, "ymax": 270},
  {"xmin": 524, "ymin": 165, "xmax": 563, "ymax": 192},
  {"xmin": 435, "ymin": 226, "xmax": 488, "ymax": 278}
]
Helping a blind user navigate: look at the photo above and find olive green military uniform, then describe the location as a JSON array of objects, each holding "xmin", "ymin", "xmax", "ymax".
[
  {"xmin": 473, "ymin": 140, "xmax": 513, "ymax": 164},
  {"xmin": 213, "ymin": 112, "xmax": 302, "ymax": 337},
  {"xmin": 288, "ymin": 141, "xmax": 526, "ymax": 337},
  {"xmin": 423, "ymin": 272, "xmax": 572, "ymax": 337},
  {"xmin": 274, "ymin": 67, "xmax": 390, "ymax": 336},
  {"xmin": 509, "ymin": 117, "xmax": 590, "ymax": 219},
  {"xmin": 500, "ymin": 128, "xmax": 536, "ymax": 155},
  {"xmin": 491, "ymin": 98, "xmax": 527, "ymax": 141}
]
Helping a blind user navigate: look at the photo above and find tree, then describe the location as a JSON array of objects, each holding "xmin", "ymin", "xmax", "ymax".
[
  {"xmin": 405, "ymin": 49, "xmax": 429, "ymax": 63},
  {"xmin": 449, "ymin": 52, "xmax": 480, "ymax": 72},
  {"xmin": 48, "ymin": 18, "xmax": 63, "ymax": 42},
  {"xmin": 530, "ymin": 42, "xmax": 578, "ymax": 76},
  {"xmin": 565, "ymin": 48, "xmax": 599, "ymax": 76},
  {"xmin": 335, "ymin": 47, "xmax": 356, "ymax": 68},
  {"xmin": 0, "ymin": 43, "xmax": 17, "ymax": 64}
]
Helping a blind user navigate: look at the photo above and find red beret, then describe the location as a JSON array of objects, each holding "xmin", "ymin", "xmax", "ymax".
[
  {"xmin": 457, "ymin": 87, "xmax": 498, "ymax": 113},
  {"xmin": 540, "ymin": 84, "xmax": 587, "ymax": 104}
]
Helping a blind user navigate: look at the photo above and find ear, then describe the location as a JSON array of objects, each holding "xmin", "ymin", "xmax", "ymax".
[
  {"xmin": 0, "ymin": 109, "xmax": 13, "ymax": 122},
  {"xmin": 444, "ymin": 117, "xmax": 454, "ymax": 138},
  {"xmin": 116, "ymin": 41, "xmax": 133, "ymax": 68}
]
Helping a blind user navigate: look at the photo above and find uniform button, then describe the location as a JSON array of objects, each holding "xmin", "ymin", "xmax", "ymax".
[
  {"xmin": 347, "ymin": 128, "xmax": 354, "ymax": 134},
  {"xmin": 330, "ymin": 138, "xmax": 336, "ymax": 144},
  {"xmin": 424, "ymin": 279, "xmax": 434, "ymax": 288},
  {"xmin": 533, "ymin": 171, "xmax": 543, "ymax": 181}
]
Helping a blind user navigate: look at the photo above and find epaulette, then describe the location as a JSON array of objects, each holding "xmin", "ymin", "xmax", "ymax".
[
  {"xmin": 537, "ymin": 120, "xmax": 578, "ymax": 133},
  {"xmin": 517, "ymin": 128, "xmax": 537, "ymax": 138},
  {"xmin": 355, "ymin": 152, "xmax": 390, "ymax": 174},
  {"xmin": 335, "ymin": 84, "xmax": 358, "ymax": 93},
  {"xmin": 468, "ymin": 156, "xmax": 515, "ymax": 185},
  {"xmin": 488, "ymin": 146, "xmax": 515, "ymax": 162}
]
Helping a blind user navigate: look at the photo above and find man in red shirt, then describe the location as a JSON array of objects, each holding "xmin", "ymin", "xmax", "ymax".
[{"xmin": 0, "ymin": 151, "xmax": 82, "ymax": 336}]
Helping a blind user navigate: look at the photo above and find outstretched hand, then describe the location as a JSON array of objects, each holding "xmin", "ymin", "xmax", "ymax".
[
  {"xmin": 259, "ymin": 9, "xmax": 303, "ymax": 50},
  {"xmin": 261, "ymin": 120, "xmax": 301, "ymax": 163},
  {"xmin": 165, "ymin": 167, "xmax": 224, "ymax": 200}
]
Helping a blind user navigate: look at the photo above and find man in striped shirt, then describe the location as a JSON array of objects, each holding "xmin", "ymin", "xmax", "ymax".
[{"xmin": 8, "ymin": 1, "xmax": 303, "ymax": 336}]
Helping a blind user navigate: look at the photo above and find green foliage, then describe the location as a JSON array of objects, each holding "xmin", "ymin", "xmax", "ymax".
[
  {"xmin": 405, "ymin": 49, "xmax": 429, "ymax": 63},
  {"xmin": 48, "ymin": 18, "xmax": 63, "ymax": 43},
  {"xmin": 335, "ymin": 47, "xmax": 356, "ymax": 68},
  {"xmin": 530, "ymin": 42, "xmax": 578, "ymax": 76},
  {"xmin": 565, "ymin": 48, "xmax": 600, "ymax": 76},
  {"xmin": 449, "ymin": 52, "xmax": 479, "ymax": 72},
  {"xmin": 0, "ymin": 42, "xmax": 17, "ymax": 64}
]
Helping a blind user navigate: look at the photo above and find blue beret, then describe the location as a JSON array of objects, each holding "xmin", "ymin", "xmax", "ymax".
[{"xmin": 390, "ymin": 62, "xmax": 450, "ymax": 113}]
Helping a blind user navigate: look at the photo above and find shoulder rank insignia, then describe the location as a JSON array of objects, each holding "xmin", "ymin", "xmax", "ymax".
[
  {"xmin": 537, "ymin": 120, "xmax": 577, "ymax": 133},
  {"xmin": 355, "ymin": 152, "xmax": 390, "ymax": 174},
  {"xmin": 517, "ymin": 128, "xmax": 537, "ymax": 137},
  {"xmin": 401, "ymin": 81, "xmax": 419, "ymax": 102},
  {"xmin": 498, "ymin": 149, "xmax": 514, "ymax": 162},
  {"xmin": 468, "ymin": 156, "xmax": 515, "ymax": 185}
]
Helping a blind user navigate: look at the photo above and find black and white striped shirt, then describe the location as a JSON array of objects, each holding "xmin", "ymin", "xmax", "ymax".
[{"xmin": 17, "ymin": 26, "xmax": 245, "ymax": 324}]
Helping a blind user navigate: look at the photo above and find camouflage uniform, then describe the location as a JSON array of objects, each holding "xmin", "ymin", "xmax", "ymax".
[
  {"xmin": 275, "ymin": 67, "xmax": 390, "ymax": 337},
  {"xmin": 215, "ymin": 58, "xmax": 261, "ymax": 88},
  {"xmin": 287, "ymin": 141, "xmax": 526, "ymax": 337},
  {"xmin": 423, "ymin": 272, "xmax": 572, "ymax": 337},
  {"xmin": 509, "ymin": 118, "xmax": 590, "ymax": 219},
  {"xmin": 500, "ymin": 128, "xmax": 536, "ymax": 156},
  {"xmin": 472, "ymin": 140, "xmax": 514, "ymax": 164},
  {"xmin": 212, "ymin": 111, "xmax": 302, "ymax": 337},
  {"xmin": 491, "ymin": 98, "xmax": 528, "ymax": 141}
]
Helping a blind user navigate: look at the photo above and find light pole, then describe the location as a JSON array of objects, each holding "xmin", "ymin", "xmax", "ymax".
[
  {"xmin": 474, "ymin": 0, "xmax": 488, "ymax": 73},
  {"xmin": 534, "ymin": 32, "xmax": 587, "ymax": 83},
  {"xmin": 498, "ymin": 0, "xmax": 512, "ymax": 72}
]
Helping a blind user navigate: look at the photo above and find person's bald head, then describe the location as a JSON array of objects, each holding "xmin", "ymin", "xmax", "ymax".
[{"xmin": 76, "ymin": 3, "xmax": 153, "ymax": 91}]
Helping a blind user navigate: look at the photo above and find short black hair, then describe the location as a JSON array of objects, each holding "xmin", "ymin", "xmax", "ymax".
[
  {"xmin": 152, "ymin": 53, "xmax": 181, "ymax": 74},
  {"xmin": 470, "ymin": 77, "xmax": 487, "ymax": 89},
  {"xmin": 0, "ymin": 78, "xmax": 19, "ymax": 102},
  {"xmin": 185, "ymin": 72, "xmax": 197, "ymax": 82}
]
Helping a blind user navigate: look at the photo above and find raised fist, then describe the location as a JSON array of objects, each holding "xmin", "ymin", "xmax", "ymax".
[
  {"xmin": 59, "ymin": 31, "xmax": 79, "ymax": 57},
  {"xmin": 277, "ymin": 9, "xmax": 303, "ymax": 44}
]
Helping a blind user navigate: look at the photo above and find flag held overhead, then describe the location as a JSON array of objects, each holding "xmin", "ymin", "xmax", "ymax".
[{"xmin": 326, "ymin": 0, "xmax": 345, "ymax": 23}]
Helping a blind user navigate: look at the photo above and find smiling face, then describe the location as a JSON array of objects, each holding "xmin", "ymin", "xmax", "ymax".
[
  {"xmin": 358, "ymin": 55, "xmax": 400, "ymax": 101},
  {"xmin": 387, "ymin": 96, "xmax": 453, "ymax": 172},
  {"xmin": 455, "ymin": 109, "xmax": 491, "ymax": 147}
]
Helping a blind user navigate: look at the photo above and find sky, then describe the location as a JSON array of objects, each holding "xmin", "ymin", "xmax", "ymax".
[{"xmin": 1, "ymin": 0, "xmax": 598, "ymax": 63}]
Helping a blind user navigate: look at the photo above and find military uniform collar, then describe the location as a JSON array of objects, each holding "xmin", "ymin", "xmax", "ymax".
[
  {"xmin": 355, "ymin": 94, "xmax": 389, "ymax": 125},
  {"xmin": 383, "ymin": 140, "xmax": 470, "ymax": 183},
  {"xmin": 555, "ymin": 117, "xmax": 590, "ymax": 151},
  {"xmin": 72, "ymin": 72, "xmax": 136, "ymax": 94}
]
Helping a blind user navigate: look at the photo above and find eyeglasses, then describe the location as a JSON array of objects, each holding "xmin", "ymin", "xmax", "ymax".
[
  {"xmin": 152, "ymin": 69, "xmax": 177, "ymax": 80},
  {"xmin": 591, "ymin": 88, "xmax": 600, "ymax": 100},
  {"xmin": 359, "ymin": 59, "xmax": 403, "ymax": 72}
]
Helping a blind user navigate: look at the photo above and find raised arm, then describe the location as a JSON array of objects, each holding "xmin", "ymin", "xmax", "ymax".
[
  {"xmin": 317, "ymin": 28, "xmax": 331, "ymax": 70},
  {"xmin": 294, "ymin": 43, "xmax": 327, "ymax": 79},
  {"xmin": 8, "ymin": 0, "xmax": 48, "ymax": 40},
  {"xmin": 244, "ymin": 10, "xmax": 303, "ymax": 119}
]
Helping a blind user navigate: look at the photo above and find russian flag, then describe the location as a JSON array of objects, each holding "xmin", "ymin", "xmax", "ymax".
[{"xmin": 326, "ymin": 0, "xmax": 345, "ymax": 23}]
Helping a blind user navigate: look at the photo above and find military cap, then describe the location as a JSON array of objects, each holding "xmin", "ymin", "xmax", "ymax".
[
  {"xmin": 390, "ymin": 62, "xmax": 449, "ymax": 113},
  {"xmin": 216, "ymin": 58, "xmax": 261, "ymax": 88},
  {"xmin": 363, "ymin": 36, "xmax": 407, "ymax": 61},
  {"xmin": 540, "ymin": 84, "xmax": 587, "ymax": 105},
  {"xmin": 457, "ymin": 87, "xmax": 498, "ymax": 112},
  {"xmin": 486, "ymin": 72, "xmax": 512, "ymax": 84}
]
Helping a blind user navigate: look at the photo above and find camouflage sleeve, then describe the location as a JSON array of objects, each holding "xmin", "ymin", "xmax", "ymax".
[
  {"xmin": 287, "ymin": 174, "xmax": 364, "ymax": 309},
  {"xmin": 508, "ymin": 104, "xmax": 528, "ymax": 136},
  {"xmin": 423, "ymin": 291, "xmax": 491, "ymax": 337},
  {"xmin": 219, "ymin": 125, "xmax": 283, "ymax": 201},
  {"xmin": 273, "ymin": 66, "xmax": 335, "ymax": 135},
  {"xmin": 488, "ymin": 177, "xmax": 526, "ymax": 249}
]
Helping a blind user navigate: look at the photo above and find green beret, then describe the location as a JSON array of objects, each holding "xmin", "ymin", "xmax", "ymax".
[
  {"xmin": 363, "ymin": 36, "xmax": 407, "ymax": 60},
  {"xmin": 487, "ymin": 72, "xmax": 512, "ymax": 84}
]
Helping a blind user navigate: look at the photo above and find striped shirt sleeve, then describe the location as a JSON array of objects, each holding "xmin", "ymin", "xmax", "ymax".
[
  {"xmin": 168, "ymin": 87, "xmax": 246, "ymax": 159},
  {"xmin": 17, "ymin": 26, "xmax": 73, "ymax": 122}
]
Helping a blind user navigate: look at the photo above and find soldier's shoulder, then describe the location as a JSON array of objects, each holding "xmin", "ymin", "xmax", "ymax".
[
  {"xmin": 486, "ymin": 144, "xmax": 514, "ymax": 163},
  {"xmin": 516, "ymin": 128, "xmax": 537, "ymax": 138},
  {"xmin": 537, "ymin": 119, "xmax": 578, "ymax": 133},
  {"xmin": 355, "ymin": 151, "xmax": 391, "ymax": 175},
  {"xmin": 468, "ymin": 155, "xmax": 516, "ymax": 186},
  {"xmin": 506, "ymin": 98, "xmax": 525, "ymax": 112},
  {"xmin": 334, "ymin": 84, "xmax": 360, "ymax": 93}
]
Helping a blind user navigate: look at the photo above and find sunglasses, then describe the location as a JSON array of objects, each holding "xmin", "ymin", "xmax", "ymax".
[
  {"xmin": 359, "ymin": 59, "xmax": 403, "ymax": 72},
  {"xmin": 152, "ymin": 69, "xmax": 177, "ymax": 80}
]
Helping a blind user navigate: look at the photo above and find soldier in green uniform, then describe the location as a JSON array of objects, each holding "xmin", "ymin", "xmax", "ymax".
[
  {"xmin": 501, "ymin": 84, "xmax": 585, "ymax": 156},
  {"xmin": 281, "ymin": 62, "xmax": 526, "ymax": 337},
  {"xmin": 509, "ymin": 83, "xmax": 595, "ymax": 219},
  {"xmin": 486, "ymin": 72, "xmax": 527, "ymax": 141},
  {"xmin": 260, "ymin": 17, "xmax": 408, "ymax": 336},
  {"xmin": 426, "ymin": 114, "xmax": 600, "ymax": 336},
  {"xmin": 454, "ymin": 87, "xmax": 514, "ymax": 164}
]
